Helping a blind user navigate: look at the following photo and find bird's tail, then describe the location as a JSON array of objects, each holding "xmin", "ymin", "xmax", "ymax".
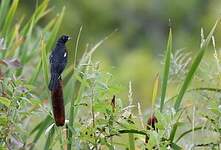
[
  {"xmin": 48, "ymin": 73, "xmax": 60, "ymax": 91},
  {"xmin": 51, "ymin": 80, "xmax": 65, "ymax": 126}
]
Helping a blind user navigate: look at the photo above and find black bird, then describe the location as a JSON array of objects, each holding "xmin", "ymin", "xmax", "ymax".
[{"xmin": 48, "ymin": 35, "xmax": 71, "ymax": 91}]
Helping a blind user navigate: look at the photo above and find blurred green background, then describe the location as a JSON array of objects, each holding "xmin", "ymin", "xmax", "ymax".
[{"xmin": 17, "ymin": 0, "xmax": 221, "ymax": 107}]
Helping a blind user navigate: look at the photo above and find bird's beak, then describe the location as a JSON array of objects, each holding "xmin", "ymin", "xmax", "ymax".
[{"xmin": 68, "ymin": 37, "xmax": 72, "ymax": 40}]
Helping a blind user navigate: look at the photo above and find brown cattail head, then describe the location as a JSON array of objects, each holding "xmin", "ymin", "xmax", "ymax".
[
  {"xmin": 51, "ymin": 79, "xmax": 65, "ymax": 126},
  {"xmin": 147, "ymin": 115, "xmax": 158, "ymax": 130}
]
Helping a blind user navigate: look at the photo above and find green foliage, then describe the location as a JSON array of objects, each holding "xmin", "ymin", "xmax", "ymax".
[{"xmin": 0, "ymin": 1, "xmax": 221, "ymax": 150}]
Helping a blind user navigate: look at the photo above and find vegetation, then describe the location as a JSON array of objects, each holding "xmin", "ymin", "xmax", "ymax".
[{"xmin": 0, "ymin": 0, "xmax": 221, "ymax": 149}]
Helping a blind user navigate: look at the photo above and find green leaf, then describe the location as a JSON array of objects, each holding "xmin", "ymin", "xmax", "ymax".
[
  {"xmin": 174, "ymin": 19, "xmax": 220, "ymax": 112},
  {"xmin": 160, "ymin": 28, "xmax": 172, "ymax": 112},
  {"xmin": 0, "ymin": 96, "xmax": 11, "ymax": 107}
]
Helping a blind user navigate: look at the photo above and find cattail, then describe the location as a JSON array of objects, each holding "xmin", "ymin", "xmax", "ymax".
[{"xmin": 51, "ymin": 79, "xmax": 65, "ymax": 126}]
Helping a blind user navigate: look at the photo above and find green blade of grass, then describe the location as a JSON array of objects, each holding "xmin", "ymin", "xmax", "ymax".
[
  {"xmin": 41, "ymin": 37, "xmax": 49, "ymax": 88},
  {"xmin": 169, "ymin": 122, "xmax": 178, "ymax": 142},
  {"xmin": 160, "ymin": 28, "xmax": 172, "ymax": 112},
  {"xmin": 2, "ymin": 0, "xmax": 19, "ymax": 38},
  {"xmin": 73, "ymin": 26, "xmax": 83, "ymax": 66},
  {"xmin": 0, "ymin": 0, "xmax": 10, "ymax": 30},
  {"xmin": 21, "ymin": 0, "xmax": 49, "ymax": 35},
  {"xmin": 174, "ymin": 19, "xmax": 220, "ymax": 112}
]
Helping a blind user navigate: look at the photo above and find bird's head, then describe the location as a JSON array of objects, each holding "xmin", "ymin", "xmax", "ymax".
[{"xmin": 57, "ymin": 35, "xmax": 71, "ymax": 43}]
